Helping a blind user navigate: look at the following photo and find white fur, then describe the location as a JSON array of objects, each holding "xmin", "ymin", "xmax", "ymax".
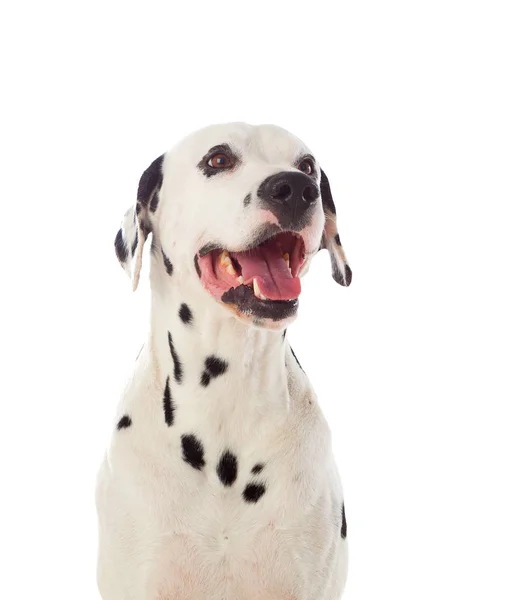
[{"xmin": 96, "ymin": 123, "xmax": 348, "ymax": 599}]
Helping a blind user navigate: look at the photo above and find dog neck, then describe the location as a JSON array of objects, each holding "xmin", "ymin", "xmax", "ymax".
[{"xmin": 143, "ymin": 262, "xmax": 292, "ymax": 414}]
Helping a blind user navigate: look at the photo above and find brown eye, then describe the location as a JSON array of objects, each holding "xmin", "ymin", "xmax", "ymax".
[
  {"xmin": 208, "ymin": 153, "xmax": 233, "ymax": 169},
  {"xmin": 298, "ymin": 159, "xmax": 314, "ymax": 175}
]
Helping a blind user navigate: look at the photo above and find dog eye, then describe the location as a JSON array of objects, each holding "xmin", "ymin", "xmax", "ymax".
[
  {"xmin": 208, "ymin": 153, "xmax": 234, "ymax": 169},
  {"xmin": 297, "ymin": 159, "xmax": 314, "ymax": 176}
]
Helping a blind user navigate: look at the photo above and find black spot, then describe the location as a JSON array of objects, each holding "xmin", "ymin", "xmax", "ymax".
[
  {"xmin": 217, "ymin": 451, "xmax": 238, "ymax": 486},
  {"xmin": 334, "ymin": 233, "xmax": 341, "ymax": 245},
  {"xmin": 163, "ymin": 376, "xmax": 174, "ymax": 426},
  {"xmin": 244, "ymin": 193, "xmax": 251, "ymax": 207},
  {"xmin": 131, "ymin": 232, "xmax": 138, "ymax": 257},
  {"xmin": 168, "ymin": 332, "xmax": 183, "ymax": 383},
  {"xmin": 205, "ymin": 356, "xmax": 228, "ymax": 376},
  {"xmin": 117, "ymin": 415, "xmax": 132, "ymax": 430},
  {"xmin": 251, "ymin": 463, "xmax": 264, "ymax": 475},
  {"xmin": 136, "ymin": 203, "xmax": 142, "ymax": 215},
  {"xmin": 181, "ymin": 434, "xmax": 205, "ymax": 470},
  {"xmin": 115, "ymin": 229, "xmax": 128, "ymax": 263},
  {"xmin": 139, "ymin": 219, "xmax": 152, "ymax": 237},
  {"xmin": 150, "ymin": 190, "xmax": 159, "ymax": 212},
  {"xmin": 243, "ymin": 482, "xmax": 266, "ymax": 503},
  {"xmin": 290, "ymin": 346, "xmax": 304, "ymax": 373},
  {"xmin": 201, "ymin": 355, "xmax": 228, "ymax": 386},
  {"xmin": 137, "ymin": 154, "xmax": 164, "ymax": 206},
  {"xmin": 331, "ymin": 260, "xmax": 352, "ymax": 287},
  {"xmin": 162, "ymin": 248, "xmax": 173, "ymax": 275},
  {"xmin": 320, "ymin": 168, "xmax": 336, "ymax": 215},
  {"xmin": 341, "ymin": 503, "xmax": 347, "ymax": 539},
  {"xmin": 345, "ymin": 264, "xmax": 352, "ymax": 286},
  {"xmin": 179, "ymin": 303, "xmax": 193, "ymax": 325},
  {"xmin": 282, "ymin": 329, "xmax": 287, "ymax": 340},
  {"xmin": 194, "ymin": 254, "xmax": 201, "ymax": 278}
]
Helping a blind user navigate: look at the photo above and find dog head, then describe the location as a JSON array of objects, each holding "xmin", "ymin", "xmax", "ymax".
[{"xmin": 115, "ymin": 123, "xmax": 351, "ymax": 329}]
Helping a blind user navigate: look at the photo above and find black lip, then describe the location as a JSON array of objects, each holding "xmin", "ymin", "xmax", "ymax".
[
  {"xmin": 221, "ymin": 284, "xmax": 298, "ymax": 321},
  {"xmin": 198, "ymin": 242, "xmax": 220, "ymax": 257}
]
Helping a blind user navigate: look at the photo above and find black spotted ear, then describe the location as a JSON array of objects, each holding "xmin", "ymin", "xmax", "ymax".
[
  {"xmin": 114, "ymin": 154, "xmax": 165, "ymax": 290},
  {"xmin": 320, "ymin": 168, "xmax": 352, "ymax": 287}
]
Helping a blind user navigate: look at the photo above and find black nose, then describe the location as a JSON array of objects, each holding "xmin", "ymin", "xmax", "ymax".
[{"xmin": 257, "ymin": 171, "xmax": 319, "ymax": 229}]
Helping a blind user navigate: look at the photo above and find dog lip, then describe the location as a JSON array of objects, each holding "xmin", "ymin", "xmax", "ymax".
[
  {"xmin": 242, "ymin": 224, "xmax": 285, "ymax": 252},
  {"xmin": 196, "ymin": 227, "xmax": 307, "ymax": 310},
  {"xmin": 198, "ymin": 242, "xmax": 220, "ymax": 258},
  {"xmin": 221, "ymin": 284, "xmax": 299, "ymax": 321},
  {"xmin": 197, "ymin": 225, "xmax": 281, "ymax": 258},
  {"xmin": 197, "ymin": 225, "xmax": 306, "ymax": 258}
]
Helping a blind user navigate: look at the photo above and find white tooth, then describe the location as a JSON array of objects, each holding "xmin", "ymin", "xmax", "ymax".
[
  {"xmin": 253, "ymin": 278, "xmax": 262, "ymax": 299},
  {"xmin": 237, "ymin": 276, "xmax": 244, "ymax": 284},
  {"xmin": 226, "ymin": 264, "xmax": 236, "ymax": 276}
]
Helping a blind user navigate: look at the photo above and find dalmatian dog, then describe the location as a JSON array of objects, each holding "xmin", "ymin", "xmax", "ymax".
[{"xmin": 96, "ymin": 123, "xmax": 352, "ymax": 600}]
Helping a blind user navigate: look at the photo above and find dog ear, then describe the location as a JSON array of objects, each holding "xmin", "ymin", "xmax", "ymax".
[
  {"xmin": 320, "ymin": 168, "xmax": 352, "ymax": 287},
  {"xmin": 114, "ymin": 154, "xmax": 164, "ymax": 290}
]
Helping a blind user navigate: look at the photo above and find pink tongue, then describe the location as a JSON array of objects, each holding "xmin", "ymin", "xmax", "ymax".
[{"xmin": 232, "ymin": 245, "xmax": 301, "ymax": 300}]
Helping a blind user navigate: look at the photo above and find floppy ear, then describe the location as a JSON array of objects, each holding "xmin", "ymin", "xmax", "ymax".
[
  {"xmin": 320, "ymin": 168, "xmax": 352, "ymax": 286},
  {"xmin": 114, "ymin": 154, "xmax": 165, "ymax": 291}
]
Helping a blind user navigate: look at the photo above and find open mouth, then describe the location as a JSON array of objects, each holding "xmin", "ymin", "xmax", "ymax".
[{"xmin": 197, "ymin": 231, "xmax": 306, "ymax": 321}]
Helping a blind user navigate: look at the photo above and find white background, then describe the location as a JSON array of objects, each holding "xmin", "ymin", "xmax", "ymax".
[{"xmin": 1, "ymin": 1, "xmax": 520, "ymax": 598}]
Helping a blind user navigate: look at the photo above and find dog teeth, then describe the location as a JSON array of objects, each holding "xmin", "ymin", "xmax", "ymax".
[
  {"xmin": 252, "ymin": 278, "xmax": 267, "ymax": 300},
  {"xmin": 253, "ymin": 278, "xmax": 261, "ymax": 298},
  {"xmin": 237, "ymin": 276, "xmax": 244, "ymax": 284},
  {"xmin": 220, "ymin": 250, "xmax": 238, "ymax": 277},
  {"xmin": 220, "ymin": 250, "xmax": 232, "ymax": 267},
  {"xmin": 282, "ymin": 253, "xmax": 292, "ymax": 276}
]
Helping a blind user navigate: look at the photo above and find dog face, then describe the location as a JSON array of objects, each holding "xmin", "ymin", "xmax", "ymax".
[{"xmin": 115, "ymin": 123, "xmax": 351, "ymax": 329}]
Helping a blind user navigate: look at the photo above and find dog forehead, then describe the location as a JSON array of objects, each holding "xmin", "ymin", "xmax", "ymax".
[
  {"xmin": 254, "ymin": 124, "xmax": 311, "ymax": 160},
  {"xmin": 167, "ymin": 122, "xmax": 310, "ymax": 165}
]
